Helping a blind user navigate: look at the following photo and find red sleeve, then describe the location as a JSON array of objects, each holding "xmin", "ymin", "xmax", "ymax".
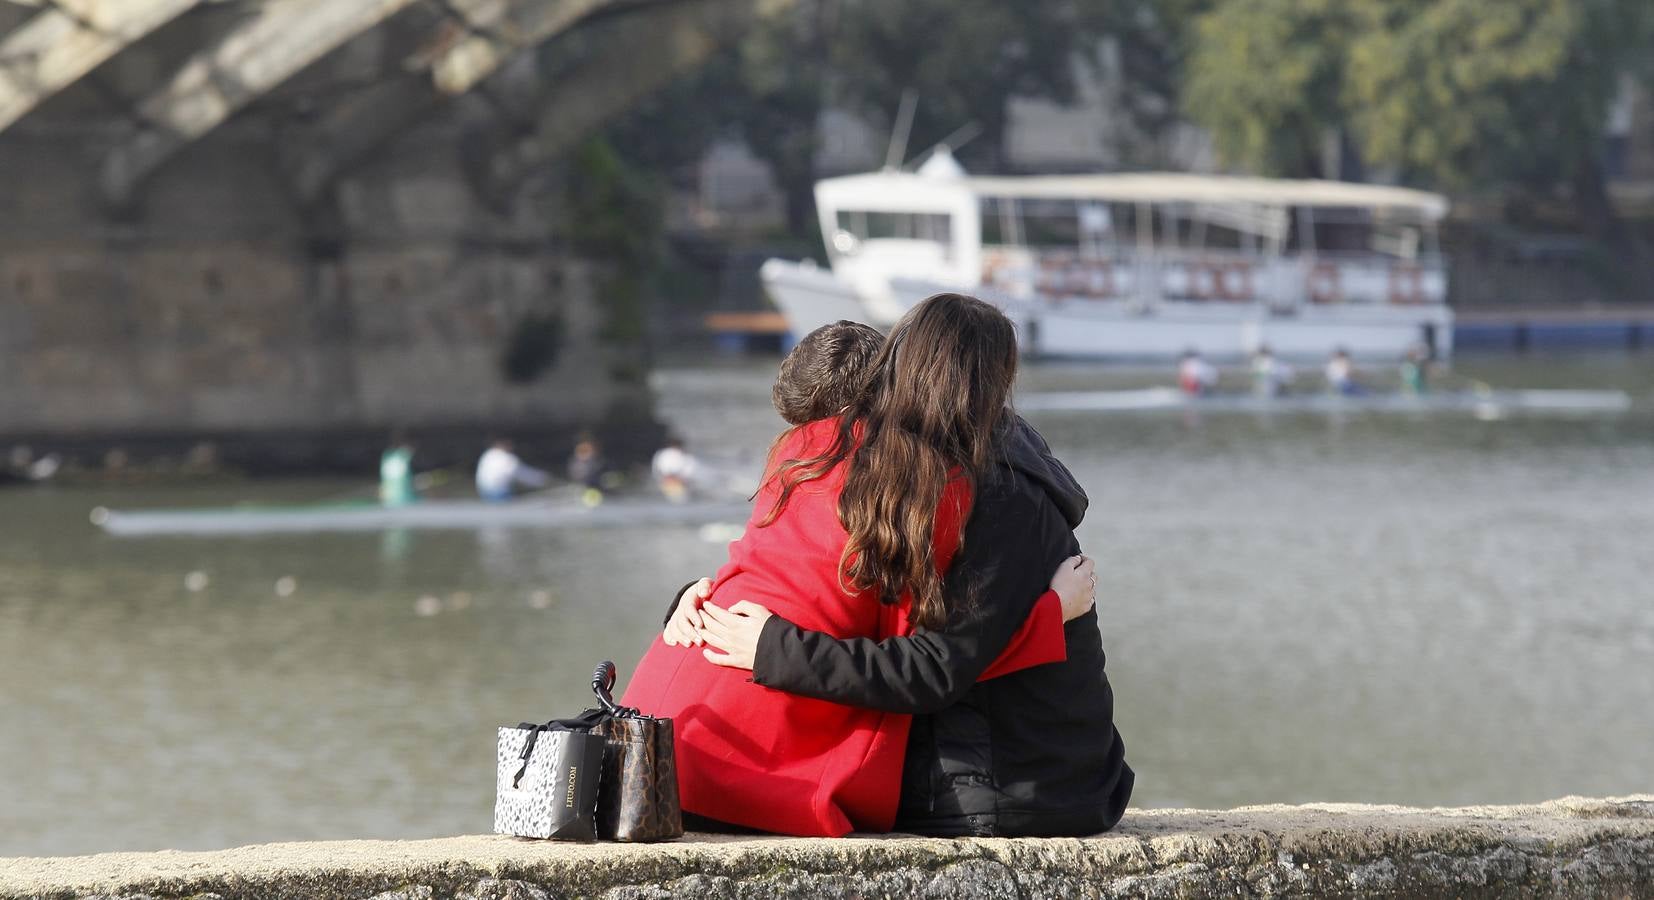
[{"xmin": 976, "ymin": 590, "xmax": 1067, "ymax": 681}]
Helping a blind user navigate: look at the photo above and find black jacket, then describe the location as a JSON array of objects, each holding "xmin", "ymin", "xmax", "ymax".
[{"xmin": 752, "ymin": 418, "xmax": 1133, "ymax": 836}]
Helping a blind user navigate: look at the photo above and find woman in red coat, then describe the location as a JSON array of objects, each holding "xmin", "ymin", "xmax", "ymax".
[{"xmin": 621, "ymin": 300, "xmax": 1095, "ymax": 837}]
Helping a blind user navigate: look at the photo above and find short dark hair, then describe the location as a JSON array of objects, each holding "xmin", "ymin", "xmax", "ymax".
[{"xmin": 772, "ymin": 320, "xmax": 884, "ymax": 425}]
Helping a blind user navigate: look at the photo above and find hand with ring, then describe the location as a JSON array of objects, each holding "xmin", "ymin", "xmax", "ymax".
[{"xmin": 1050, "ymin": 554, "xmax": 1097, "ymax": 622}]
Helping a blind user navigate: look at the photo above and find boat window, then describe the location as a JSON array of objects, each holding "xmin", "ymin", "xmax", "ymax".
[
  {"xmin": 834, "ymin": 210, "xmax": 952, "ymax": 243},
  {"xmin": 1157, "ymin": 211, "xmax": 1204, "ymax": 249},
  {"xmin": 1370, "ymin": 225, "xmax": 1421, "ymax": 259},
  {"xmin": 1306, "ymin": 211, "xmax": 1377, "ymax": 254},
  {"xmin": 984, "ymin": 199, "xmax": 1167, "ymax": 254},
  {"xmin": 1194, "ymin": 223, "xmax": 1246, "ymax": 251},
  {"xmin": 980, "ymin": 198, "xmax": 1013, "ymax": 245},
  {"xmin": 1017, "ymin": 198, "xmax": 1082, "ymax": 248}
]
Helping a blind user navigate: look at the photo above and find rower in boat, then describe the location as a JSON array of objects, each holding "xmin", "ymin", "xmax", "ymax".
[
  {"xmin": 475, "ymin": 439, "xmax": 550, "ymax": 502},
  {"xmin": 567, "ymin": 433, "xmax": 607, "ymax": 507},
  {"xmin": 650, "ymin": 437, "xmax": 702, "ymax": 503},
  {"xmin": 379, "ymin": 434, "xmax": 417, "ymax": 507},
  {"xmin": 1178, "ymin": 349, "xmax": 1218, "ymax": 397},
  {"xmin": 1251, "ymin": 345, "xmax": 1294, "ymax": 397},
  {"xmin": 1401, "ymin": 344, "xmax": 1431, "ymax": 396},
  {"xmin": 2, "ymin": 446, "xmax": 60, "ymax": 486},
  {"xmin": 1326, "ymin": 347, "xmax": 1364, "ymax": 396}
]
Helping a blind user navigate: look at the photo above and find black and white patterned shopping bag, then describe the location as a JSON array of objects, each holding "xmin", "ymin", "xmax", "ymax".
[{"xmin": 494, "ymin": 717, "xmax": 606, "ymax": 841}]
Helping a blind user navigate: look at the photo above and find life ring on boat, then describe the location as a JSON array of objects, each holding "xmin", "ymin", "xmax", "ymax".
[
  {"xmin": 1036, "ymin": 254, "xmax": 1068, "ymax": 294},
  {"xmin": 1085, "ymin": 262, "xmax": 1115, "ymax": 298},
  {"xmin": 1063, "ymin": 264, "xmax": 1090, "ymax": 297},
  {"xmin": 1217, "ymin": 262, "xmax": 1254, "ymax": 302},
  {"xmin": 1389, "ymin": 265, "xmax": 1426, "ymax": 305},
  {"xmin": 1188, "ymin": 262, "xmax": 1219, "ymax": 300},
  {"xmin": 981, "ymin": 252, "xmax": 1008, "ymax": 288},
  {"xmin": 1308, "ymin": 262, "xmax": 1341, "ymax": 304}
]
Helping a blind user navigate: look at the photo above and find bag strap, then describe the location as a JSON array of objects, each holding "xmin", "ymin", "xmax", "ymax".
[{"xmin": 511, "ymin": 725, "xmax": 548, "ymax": 789}]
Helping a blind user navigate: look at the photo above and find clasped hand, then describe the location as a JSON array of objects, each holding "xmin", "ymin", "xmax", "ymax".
[
  {"xmin": 663, "ymin": 551, "xmax": 1095, "ymax": 671},
  {"xmin": 663, "ymin": 578, "xmax": 772, "ymax": 670}
]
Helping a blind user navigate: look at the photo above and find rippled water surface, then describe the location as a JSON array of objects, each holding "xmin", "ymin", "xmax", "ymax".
[{"xmin": 2, "ymin": 354, "xmax": 1652, "ymax": 856}]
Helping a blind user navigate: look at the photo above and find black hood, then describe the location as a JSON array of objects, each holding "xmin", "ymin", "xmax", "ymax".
[{"xmin": 1000, "ymin": 415, "xmax": 1088, "ymax": 530}]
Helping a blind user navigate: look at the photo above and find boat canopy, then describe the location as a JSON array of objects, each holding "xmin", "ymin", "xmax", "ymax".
[{"xmin": 816, "ymin": 171, "xmax": 1449, "ymax": 219}]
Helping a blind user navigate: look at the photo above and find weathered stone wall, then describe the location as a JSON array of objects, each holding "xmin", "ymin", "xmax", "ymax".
[
  {"xmin": 2, "ymin": 796, "xmax": 1650, "ymax": 899},
  {"xmin": 0, "ymin": 124, "xmax": 642, "ymax": 451},
  {"xmin": 0, "ymin": 13, "xmax": 655, "ymax": 472}
]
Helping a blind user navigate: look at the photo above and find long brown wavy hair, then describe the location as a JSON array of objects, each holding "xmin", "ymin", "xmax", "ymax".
[{"xmin": 759, "ymin": 293, "xmax": 1019, "ymax": 629}]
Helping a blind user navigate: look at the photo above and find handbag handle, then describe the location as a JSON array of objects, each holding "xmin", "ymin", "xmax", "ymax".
[{"xmin": 592, "ymin": 660, "xmax": 625, "ymax": 716}]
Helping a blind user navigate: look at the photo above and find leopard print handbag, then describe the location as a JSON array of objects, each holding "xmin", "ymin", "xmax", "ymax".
[{"xmin": 591, "ymin": 661, "xmax": 685, "ymax": 842}]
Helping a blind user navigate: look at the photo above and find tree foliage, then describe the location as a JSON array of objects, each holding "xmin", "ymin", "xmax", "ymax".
[
  {"xmin": 1344, "ymin": 0, "xmax": 1647, "ymax": 192},
  {"xmin": 614, "ymin": 0, "xmax": 1111, "ymax": 237},
  {"xmin": 1184, "ymin": 0, "xmax": 1654, "ymax": 243},
  {"xmin": 733, "ymin": 0, "xmax": 1107, "ymax": 230},
  {"xmin": 590, "ymin": 0, "xmax": 1653, "ymax": 252},
  {"xmin": 1182, "ymin": 0, "xmax": 1358, "ymax": 177},
  {"xmin": 827, "ymin": 0, "xmax": 1095, "ymax": 169},
  {"xmin": 728, "ymin": 3, "xmax": 833, "ymax": 236},
  {"xmin": 1078, "ymin": 0, "xmax": 1215, "ymax": 163}
]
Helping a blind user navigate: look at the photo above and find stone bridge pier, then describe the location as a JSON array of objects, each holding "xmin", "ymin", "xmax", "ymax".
[{"xmin": 0, "ymin": 0, "xmax": 789, "ymax": 472}]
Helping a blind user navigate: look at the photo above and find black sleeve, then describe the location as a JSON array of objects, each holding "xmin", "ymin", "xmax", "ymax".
[
  {"xmin": 751, "ymin": 477, "xmax": 1069, "ymax": 714},
  {"xmin": 663, "ymin": 579, "xmax": 702, "ymax": 627}
]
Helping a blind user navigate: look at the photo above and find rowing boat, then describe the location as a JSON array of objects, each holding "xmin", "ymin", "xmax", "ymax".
[
  {"xmin": 1015, "ymin": 387, "xmax": 1634, "ymax": 415},
  {"xmin": 91, "ymin": 496, "xmax": 753, "ymax": 537}
]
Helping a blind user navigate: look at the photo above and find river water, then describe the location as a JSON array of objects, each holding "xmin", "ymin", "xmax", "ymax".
[{"xmin": 2, "ymin": 354, "xmax": 1652, "ymax": 856}]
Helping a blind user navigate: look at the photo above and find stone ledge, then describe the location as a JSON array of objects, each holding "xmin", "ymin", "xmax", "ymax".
[{"xmin": 3, "ymin": 796, "xmax": 1651, "ymax": 899}]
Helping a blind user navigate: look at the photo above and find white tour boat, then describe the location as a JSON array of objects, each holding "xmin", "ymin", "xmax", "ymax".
[{"xmin": 761, "ymin": 151, "xmax": 1454, "ymax": 360}]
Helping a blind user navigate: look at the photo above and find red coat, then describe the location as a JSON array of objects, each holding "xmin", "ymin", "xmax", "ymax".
[{"xmin": 621, "ymin": 419, "xmax": 1067, "ymax": 836}]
